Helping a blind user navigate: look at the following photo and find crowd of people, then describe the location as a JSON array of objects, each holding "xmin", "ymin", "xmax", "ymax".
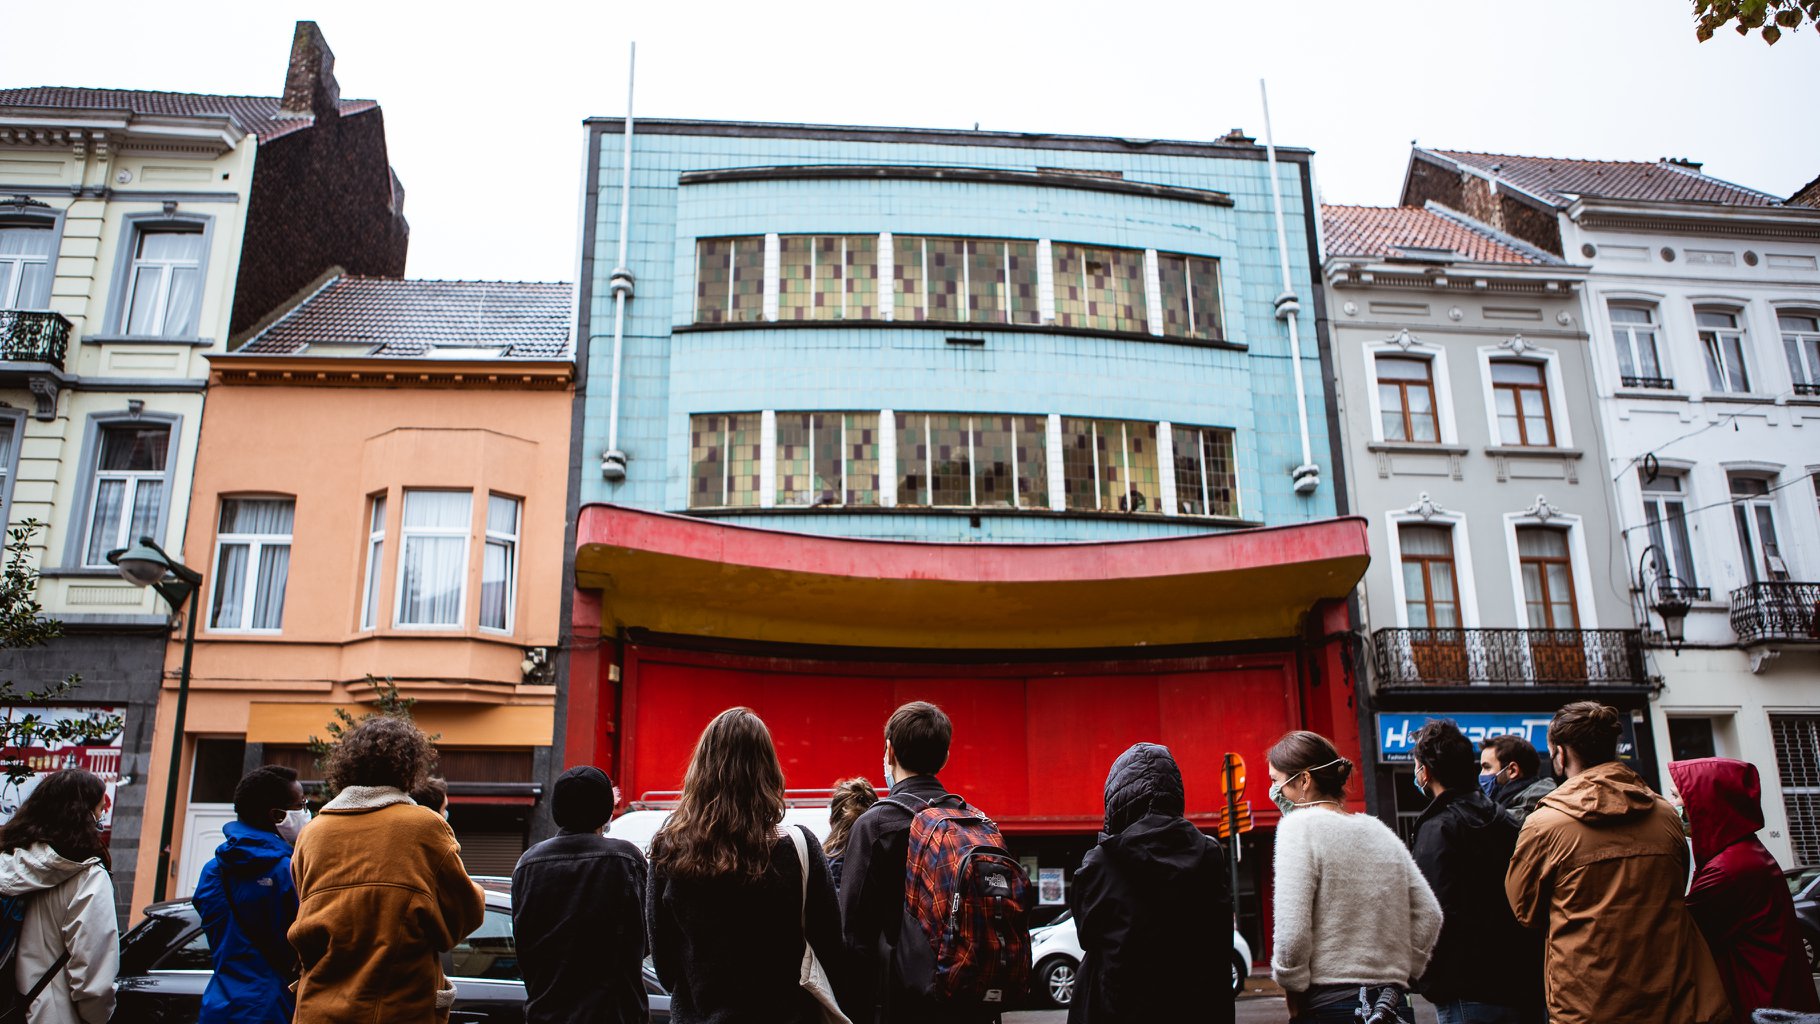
[{"xmin": 0, "ymin": 698, "xmax": 1815, "ymax": 1023}]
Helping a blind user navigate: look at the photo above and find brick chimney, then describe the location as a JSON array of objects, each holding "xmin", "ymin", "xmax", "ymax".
[
  {"xmin": 279, "ymin": 21, "xmax": 340, "ymax": 122},
  {"xmin": 1663, "ymin": 156, "xmax": 1704, "ymax": 172}
]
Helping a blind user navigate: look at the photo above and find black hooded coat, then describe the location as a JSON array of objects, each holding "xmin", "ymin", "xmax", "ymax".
[{"xmin": 1067, "ymin": 742, "xmax": 1234, "ymax": 1024}]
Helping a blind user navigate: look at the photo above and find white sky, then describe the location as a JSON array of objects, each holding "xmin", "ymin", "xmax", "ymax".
[{"xmin": 5, "ymin": 0, "xmax": 1816, "ymax": 283}]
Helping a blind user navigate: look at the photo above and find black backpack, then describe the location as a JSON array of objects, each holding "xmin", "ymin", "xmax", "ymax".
[{"xmin": 0, "ymin": 892, "xmax": 70, "ymax": 1022}]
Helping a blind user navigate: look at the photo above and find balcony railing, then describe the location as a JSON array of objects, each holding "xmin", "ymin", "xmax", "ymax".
[
  {"xmin": 1730, "ymin": 582, "xmax": 1820, "ymax": 645},
  {"xmin": 0, "ymin": 310, "xmax": 72, "ymax": 370},
  {"xmin": 1797, "ymin": 382, "xmax": 1820, "ymax": 397},
  {"xmin": 1373, "ymin": 627, "xmax": 1648, "ymax": 687},
  {"xmin": 1622, "ymin": 375, "xmax": 1676, "ymax": 390}
]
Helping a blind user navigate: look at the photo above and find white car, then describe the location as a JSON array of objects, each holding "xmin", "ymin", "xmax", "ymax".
[
  {"xmin": 1028, "ymin": 910, "xmax": 1253, "ymax": 1008},
  {"xmin": 608, "ymin": 795, "xmax": 835, "ymax": 856}
]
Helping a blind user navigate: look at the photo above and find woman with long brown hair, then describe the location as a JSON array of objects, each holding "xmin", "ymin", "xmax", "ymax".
[
  {"xmin": 647, "ymin": 707, "xmax": 847, "ymax": 1023},
  {"xmin": 0, "ymin": 768, "xmax": 118, "ymax": 1024},
  {"xmin": 822, "ymin": 777, "xmax": 877, "ymax": 894}
]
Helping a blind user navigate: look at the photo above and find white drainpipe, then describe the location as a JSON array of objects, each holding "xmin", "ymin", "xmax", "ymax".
[
  {"xmin": 601, "ymin": 43, "xmax": 636, "ymax": 481},
  {"xmin": 1260, "ymin": 79, "xmax": 1321, "ymax": 496}
]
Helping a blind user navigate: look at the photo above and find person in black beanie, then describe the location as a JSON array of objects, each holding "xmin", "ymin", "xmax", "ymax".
[{"xmin": 511, "ymin": 766, "xmax": 649, "ymax": 1024}]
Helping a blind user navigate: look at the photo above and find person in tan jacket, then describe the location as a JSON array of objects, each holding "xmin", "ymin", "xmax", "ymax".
[
  {"xmin": 1505, "ymin": 701, "xmax": 1730, "ymax": 1024},
  {"xmin": 290, "ymin": 716, "xmax": 486, "ymax": 1024}
]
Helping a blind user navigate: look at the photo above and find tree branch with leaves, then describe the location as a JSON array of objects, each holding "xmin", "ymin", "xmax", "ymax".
[{"xmin": 1694, "ymin": 0, "xmax": 1818, "ymax": 42}]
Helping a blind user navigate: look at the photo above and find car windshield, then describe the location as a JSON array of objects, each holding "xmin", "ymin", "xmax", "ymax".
[{"xmin": 1789, "ymin": 868, "xmax": 1820, "ymax": 898}]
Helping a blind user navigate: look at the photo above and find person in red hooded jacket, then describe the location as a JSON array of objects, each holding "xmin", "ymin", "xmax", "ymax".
[{"xmin": 1669, "ymin": 756, "xmax": 1820, "ymax": 1018}]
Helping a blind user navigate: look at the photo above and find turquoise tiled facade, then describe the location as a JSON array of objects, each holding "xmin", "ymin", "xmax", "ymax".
[{"xmin": 578, "ymin": 121, "xmax": 1335, "ymax": 541}]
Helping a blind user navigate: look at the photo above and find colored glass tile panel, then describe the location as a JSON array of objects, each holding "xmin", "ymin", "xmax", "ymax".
[
  {"xmin": 974, "ymin": 414, "xmax": 1047, "ymax": 508},
  {"xmin": 897, "ymin": 413, "xmax": 972, "ymax": 506},
  {"xmin": 844, "ymin": 412, "xmax": 881, "ymax": 506},
  {"xmin": 1053, "ymin": 243, "xmax": 1146, "ymax": 334},
  {"xmin": 967, "ymin": 240, "xmax": 1040, "ymax": 326},
  {"xmin": 1172, "ymin": 425, "xmax": 1238, "ymax": 517},
  {"xmin": 1158, "ymin": 252, "xmax": 1223, "ymax": 341},
  {"xmin": 694, "ymin": 237, "xmax": 765, "ymax": 324},
  {"xmin": 688, "ymin": 413, "xmax": 762, "ymax": 507}
]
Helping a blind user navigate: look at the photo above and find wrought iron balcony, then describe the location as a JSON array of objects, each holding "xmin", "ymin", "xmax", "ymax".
[
  {"xmin": 1372, "ymin": 627, "xmax": 1648, "ymax": 688},
  {"xmin": 1730, "ymin": 582, "xmax": 1820, "ymax": 645},
  {"xmin": 0, "ymin": 310, "xmax": 72, "ymax": 370},
  {"xmin": 1622, "ymin": 375, "xmax": 1676, "ymax": 390}
]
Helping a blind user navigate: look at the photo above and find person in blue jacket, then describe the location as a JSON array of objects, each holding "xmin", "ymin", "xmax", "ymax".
[{"xmin": 193, "ymin": 765, "xmax": 310, "ymax": 1023}]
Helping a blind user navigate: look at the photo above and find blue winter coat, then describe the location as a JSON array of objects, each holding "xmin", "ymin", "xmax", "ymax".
[{"xmin": 193, "ymin": 821, "xmax": 299, "ymax": 1024}]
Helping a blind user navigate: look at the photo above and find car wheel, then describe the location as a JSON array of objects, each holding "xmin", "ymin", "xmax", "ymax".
[
  {"xmin": 1231, "ymin": 952, "xmax": 1248, "ymax": 998},
  {"xmin": 1036, "ymin": 955, "xmax": 1077, "ymax": 1008}
]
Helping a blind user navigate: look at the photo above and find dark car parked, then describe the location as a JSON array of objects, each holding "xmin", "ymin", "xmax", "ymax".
[
  {"xmin": 113, "ymin": 879, "xmax": 670, "ymax": 1023},
  {"xmin": 1788, "ymin": 866, "xmax": 1820, "ymax": 970}
]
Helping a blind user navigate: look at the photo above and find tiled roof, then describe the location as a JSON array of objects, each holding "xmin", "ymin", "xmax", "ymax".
[
  {"xmin": 1791, "ymin": 173, "xmax": 1820, "ymax": 209},
  {"xmin": 1426, "ymin": 150, "xmax": 1783, "ymax": 208},
  {"xmin": 239, "ymin": 277, "xmax": 574, "ymax": 359},
  {"xmin": 1321, "ymin": 204, "xmax": 1560, "ymax": 265},
  {"xmin": 0, "ymin": 88, "xmax": 378, "ymax": 140}
]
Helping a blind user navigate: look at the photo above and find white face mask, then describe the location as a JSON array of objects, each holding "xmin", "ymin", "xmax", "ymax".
[
  {"xmin": 276, "ymin": 808, "xmax": 311, "ymax": 844},
  {"xmin": 883, "ymin": 756, "xmax": 896, "ymax": 790}
]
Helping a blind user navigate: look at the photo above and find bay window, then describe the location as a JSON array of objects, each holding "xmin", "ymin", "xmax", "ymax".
[
  {"xmin": 395, "ymin": 490, "xmax": 471, "ymax": 627},
  {"xmin": 480, "ymin": 494, "xmax": 520, "ymax": 632},
  {"xmin": 360, "ymin": 495, "xmax": 385, "ymax": 630},
  {"xmin": 208, "ymin": 498, "xmax": 293, "ymax": 632}
]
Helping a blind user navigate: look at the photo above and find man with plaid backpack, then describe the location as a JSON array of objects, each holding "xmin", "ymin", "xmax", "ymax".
[{"xmin": 838, "ymin": 702, "xmax": 1033, "ymax": 1024}]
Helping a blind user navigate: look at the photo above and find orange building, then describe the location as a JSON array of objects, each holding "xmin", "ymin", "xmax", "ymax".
[{"xmin": 136, "ymin": 276, "xmax": 573, "ymax": 909}]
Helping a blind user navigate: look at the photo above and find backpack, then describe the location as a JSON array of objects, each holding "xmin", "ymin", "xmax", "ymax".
[
  {"xmin": 884, "ymin": 792, "xmax": 1032, "ymax": 1012},
  {"xmin": 0, "ymin": 892, "xmax": 71, "ymax": 1022}
]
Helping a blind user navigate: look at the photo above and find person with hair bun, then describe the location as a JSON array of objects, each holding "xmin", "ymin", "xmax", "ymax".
[
  {"xmin": 822, "ymin": 777, "xmax": 878, "ymax": 894},
  {"xmin": 1505, "ymin": 701, "xmax": 1729, "ymax": 1024},
  {"xmin": 1267, "ymin": 731, "xmax": 1440, "ymax": 1023}
]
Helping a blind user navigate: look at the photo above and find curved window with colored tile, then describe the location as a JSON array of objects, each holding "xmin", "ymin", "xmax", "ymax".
[
  {"xmin": 775, "ymin": 412, "xmax": 880, "ymax": 507},
  {"xmin": 694, "ymin": 237, "xmax": 765, "ymax": 324},
  {"xmin": 688, "ymin": 413, "xmax": 762, "ymax": 508},
  {"xmin": 1052, "ymin": 243, "xmax": 1146, "ymax": 334}
]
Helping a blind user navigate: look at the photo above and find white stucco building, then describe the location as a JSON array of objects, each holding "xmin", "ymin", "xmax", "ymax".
[{"xmin": 1406, "ymin": 149, "xmax": 1820, "ymax": 866}]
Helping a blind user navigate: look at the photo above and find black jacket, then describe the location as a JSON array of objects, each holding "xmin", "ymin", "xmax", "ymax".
[
  {"xmin": 1068, "ymin": 743, "xmax": 1233, "ymax": 1024},
  {"xmin": 1410, "ymin": 788, "xmax": 1544, "ymax": 1007},
  {"xmin": 837, "ymin": 773, "xmax": 954, "ymax": 1024},
  {"xmin": 648, "ymin": 825, "xmax": 844, "ymax": 1024},
  {"xmin": 510, "ymin": 830, "xmax": 649, "ymax": 1024}
]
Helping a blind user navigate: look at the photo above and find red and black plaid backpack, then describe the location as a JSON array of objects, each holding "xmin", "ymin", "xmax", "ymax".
[{"xmin": 885, "ymin": 792, "xmax": 1032, "ymax": 1012}]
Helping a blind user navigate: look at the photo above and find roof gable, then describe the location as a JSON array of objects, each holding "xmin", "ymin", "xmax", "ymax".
[
  {"xmin": 1320, "ymin": 204, "xmax": 1561, "ymax": 265},
  {"xmin": 238, "ymin": 277, "xmax": 573, "ymax": 359},
  {"xmin": 1426, "ymin": 149, "xmax": 1782, "ymax": 209},
  {"xmin": 0, "ymin": 87, "xmax": 377, "ymax": 141}
]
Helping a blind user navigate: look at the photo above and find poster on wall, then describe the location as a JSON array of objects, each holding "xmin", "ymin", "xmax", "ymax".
[
  {"xmin": 1037, "ymin": 867, "xmax": 1066, "ymax": 906},
  {"xmin": 0, "ymin": 705, "xmax": 128, "ymax": 828}
]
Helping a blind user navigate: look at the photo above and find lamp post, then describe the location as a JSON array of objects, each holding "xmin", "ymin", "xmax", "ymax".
[
  {"xmin": 1636, "ymin": 545, "xmax": 1694, "ymax": 654},
  {"xmin": 108, "ymin": 536, "xmax": 202, "ymax": 903}
]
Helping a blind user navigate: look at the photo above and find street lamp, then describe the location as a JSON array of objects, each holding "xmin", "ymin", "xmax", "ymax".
[
  {"xmin": 1636, "ymin": 544, "xmax": 1694, "ymax": 654},
  {"xmin": 107, "ymin": 536, "xmax": 202, "ymax": 904}
]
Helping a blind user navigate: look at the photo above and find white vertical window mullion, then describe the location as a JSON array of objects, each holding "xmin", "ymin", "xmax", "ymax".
[
  {"xmin": 1037, "ymin": 239, "xmax": 1056, "ymax": 324},
  {"xmin": 924, "ymin": 416, "xmax": 933, "ymax": 505},
  {"xmin": 1090, "ymin": 422, "xmax": 1102, "ymax": 512},
  {"xmin": 1157, "ymin": 420, "xmax": 1177, "ymax": 515},
  {"xmin": 920, "ymin": 239, "xmax": 929, "ymax": 321},
  {"xmin": 1199, "ymin": 432, "xmax": 1211, "ymax": 514},
  {"xmin": 960, "ymin": 243, "xmax": 971, "ymax": 324},
  {"xmin": 808, "ymin": 239, "xmax": 818, "ymax": 319},
  {"xmin": 878, "ymin": 232, "xmax": 894, "ymax": 322},
  {"xmin": 725, "ymin": 240, "xmax": 737, "ymax": 316},
  {"xmin": 838, "ymin": 415, "xmax": 848, "ymax": 506},
  {"xmin": 1120, "ymin": 423, "xmax": 1131, "ymax": 512},
  {"xmin": 967, "ymin": 416, "xmax": 977, "ymax": 506},
  {"xmin": 762, "ymin": 233, "xmax": 780, "ymax": 321},
  {"xmin": 720, "ymin": 421, "xmax": 731, "ymax": 506},
  {"xmin": 1046, "ymin": 413, "xmax": 1065, "ymax": 512},
  {"xmin": 839, "ymin": 238, "xmax": 848, "ymax": 321},
  {"xmin": 1144, "ymin": 250, "xmax": 1164, "ymax": 337},
  {"xmin": 1184, "ymin": 262, "xmax": 1197, "ymax": 334},
  {"xmin": 880, "ymin": 409, "xmax": 898, "ymax": 506},
  {"xmin": 1009, "ymin": 417, "xmax": 1020, "ymax": 509},
  {"xmin": 1001, "ymin": 243, "xmax": 1012, "ymax": 325},
  {"xmin": 759, "ymin": 410, "xmax": 778, "ymax": 507}
]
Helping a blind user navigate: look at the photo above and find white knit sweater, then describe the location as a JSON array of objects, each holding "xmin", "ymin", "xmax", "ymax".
[{"xmin": 1270, "ymin": 807, "xmax": 1443, "ymax": 992}]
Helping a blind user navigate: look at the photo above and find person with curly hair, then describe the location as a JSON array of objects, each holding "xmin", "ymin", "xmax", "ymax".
[
  {"xmin": 821, "ymin": 777, "xmax": 877, "ymax": 894},
  {"xmin": 0, "ymin": 768, "xmax": 118, "ymax": 1024},
  {"xmin": 647, "ymin": 707, "xmax": 847, "ymax": 1023},
  {"xmin": 288, "ymin": 716, "xmax": 485, "ymax": 1024}
]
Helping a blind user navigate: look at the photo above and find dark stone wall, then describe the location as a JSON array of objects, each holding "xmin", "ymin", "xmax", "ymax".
[
  {"xmin": 1401, "ymin": 155, "xmax": 1565, "ymax": 257},
  {"xmin": 5, "ymin": 626, "xmax": 167, "ymax": 926},
  {"xmin": 228, "ymin": 107, "xmax": 409, "ymax": 337}
]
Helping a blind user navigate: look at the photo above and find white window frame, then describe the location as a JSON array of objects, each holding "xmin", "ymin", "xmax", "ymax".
[
  {"xmin": 1363, "ymin": 337, "xmax": 1458, "ymax": 445},
  {"xmin": 77, "ymin": 419, "xmax": 177, "ymax": 568},
  {"xmin": 206, "ymin": 497, "xmax": 294, "ymax": 634},
  {"xmin": 480, "ymin": 493, "xmax": 520, "ymax": 634},
  {"xmin": 0, "ymin": 219, "xmax": 57, "ymax": 309},
  {"xmin": 1476, "ymin": 344, "xmax": 1573, "ymax": 450},
  {"xmin": 1384, "ymin": 505, "xmax": 1481, "ymax": 629},
  {"xmin": 1502, "ymin": 504, "xmax": 1597, "ymax": 629},
  {"xmin": 1778, "ymin": 308, "xmax": 1820, "ymax": 393},
  {"xmin": 108, "ymin": 217, "xmax": 212, "ymax": 340},
  {"xmin": 1727, "ymin": 469, "xmax": 1787, "ymax": 584},
  {"xmin": 1607, "ymin": 302, "xmax": 1670, "ymax": 388},
  {"xmin": 359, "ymin": 493, "xmax": 386, "ymax": 631},
  {"xmin": 1638, "ymin": 468, "xmax": 1703, "ymax": 591},
  {"xmin": 1696, "ymin": 305, "xmax": 1755, "ymax": 395},
  {"xmin": 392, "ymin": 489, "xmax": 472, "ymax": 630}
]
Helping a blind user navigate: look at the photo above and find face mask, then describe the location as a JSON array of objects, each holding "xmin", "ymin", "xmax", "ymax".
[
  {"xmin": 1479, "ymin": 772, "xmax": 1499, "ymax": 798},
  {"xmin": 276, "ymin": 808, "xmax": 311, "ymax": 844},
  {"xmin": 1677, "ymin": 803, "xmax": 1693, "ymax": 837},
  {"xmin": 1272, "ymin": 757, "xmax": 1346, "ymax": 816},
  {"xmin": 1412, "ymin": 768, "xmax": 1428, "ymax": 797},
  {"xmin": 882, "ymin": 757, "xmax": 896, "ymax": 790},
  {"xmin": 1269, "ymin": 779, "xmax": 1295, "ymax": 817}
]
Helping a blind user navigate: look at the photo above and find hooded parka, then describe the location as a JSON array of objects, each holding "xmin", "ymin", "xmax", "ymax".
[
  {"xmin": 1410, "ymin": 787, "xmax": 1542, "ymax": 1010},
  {"xmin": 0, "ymin": 843, "xmax": 117, "ymax": 1024},
  {"xmin": 1505, "ymin": 760, "xmax": 1730, "ymax": 1024},
  {"xmin": 1669, "ymin": 757, "xmax": 1820, "ymax": 1017},
  {"xmin": 289, "ymin": 786, "xmax": 486, "ymax": 1024},
  {"xmin": 1067, "ymin": 742, "xmax": 1233, "ymax": 1024},
  {"xmin": 194, "ymin": 820, "xmax": 299, "ymax": 1024}
]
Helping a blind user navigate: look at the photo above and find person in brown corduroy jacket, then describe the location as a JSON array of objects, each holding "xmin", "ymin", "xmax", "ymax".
[
  {"xmin": 290, "ymin": 717, "xmax": 486, "ymax": 1024},
  {"xmin": 1506, "ymin": 702, "xmax": 1731, "ymax": 1024}
]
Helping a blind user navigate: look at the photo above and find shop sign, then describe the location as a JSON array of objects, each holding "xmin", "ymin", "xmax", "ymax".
[
  {"xmin": 0, "ymin": 705, "xmax": 128, "ymax": 827},
  {"xmin": 1374, "ymin": 711, "xmax": 1638, "ymax": 764}
]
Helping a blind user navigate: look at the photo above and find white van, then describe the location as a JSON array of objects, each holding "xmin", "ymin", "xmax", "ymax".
[{"xmin": 608, "ymin": 789, "xmax": 836, "ymax": 857}]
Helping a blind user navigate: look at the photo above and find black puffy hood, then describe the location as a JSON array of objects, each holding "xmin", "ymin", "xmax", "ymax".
[{"xmin": 1103, "ymin": 742, "xmax": 1186, "ymax": 836}]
